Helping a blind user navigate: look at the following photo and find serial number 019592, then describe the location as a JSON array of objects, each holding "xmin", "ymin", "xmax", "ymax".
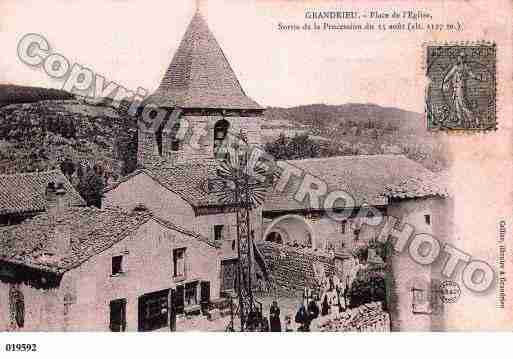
[{"xmin": 5, "ymin": 344, "xmax": 37, "ymax": 352}]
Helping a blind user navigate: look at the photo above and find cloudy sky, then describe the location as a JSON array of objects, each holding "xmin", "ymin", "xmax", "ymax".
[{"xmin": 0, "ymin": 0, "xmax": 510, "ymax": 111}]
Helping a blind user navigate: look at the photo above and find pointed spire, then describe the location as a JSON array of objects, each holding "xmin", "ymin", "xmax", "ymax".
[{"xmin": 147, "ymin": 6, "xmax": 261, "ymax": 110}]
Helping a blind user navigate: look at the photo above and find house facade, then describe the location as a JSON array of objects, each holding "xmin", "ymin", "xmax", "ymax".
[{"xmin": 0, "ymin": 182, "xmax": 221, "ymax": 331}]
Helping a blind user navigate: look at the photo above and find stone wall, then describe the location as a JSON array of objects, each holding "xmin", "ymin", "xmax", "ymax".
[
  {"xmin": 386, "ymin": 198, "xmax": 436, "ymax": 331},
  {"xmin": 137, "ymin": 114, "xmax": 263, "ymax": 167},
  {"xmin": 315, "ymin": 302, "xmax": 390, "ymax": 332},
  {"xmin": 256, "ymin": 241, "xmax": 336, "ymax": 293}
]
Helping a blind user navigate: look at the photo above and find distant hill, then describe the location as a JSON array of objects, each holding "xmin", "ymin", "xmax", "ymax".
[
  {"xmin": 263, "ymin": 103, "xmax": 447, "ymax": 171},
  {"xmin": 0, "ymin": 84, "xmax": 74, "ymax": 108},
  {"xmin": 265, "ymin": 103, "xmax": 424, "ymax": 134}
]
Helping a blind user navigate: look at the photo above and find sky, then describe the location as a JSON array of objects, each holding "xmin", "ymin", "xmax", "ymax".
[{"xmin": 0, "ymin": 0, "xmax": 510, "ymax": 111}]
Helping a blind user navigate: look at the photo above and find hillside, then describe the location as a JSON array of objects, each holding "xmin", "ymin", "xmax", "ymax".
[
  {"xmin": 0, "ymin": 85, "xmax": 447, "ymax": 178},
  {"xmin": 0, "ymin": 97, "xmax": 137, "ymax": 177}
]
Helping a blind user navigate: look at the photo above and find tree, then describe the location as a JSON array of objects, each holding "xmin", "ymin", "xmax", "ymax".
[
  {"xmin": 264, "ymin": 133, "xmax": 321, "ymax": 160},
  {"xmin": 60, "ymin": 157, "xmax": 75, "ymax": 178},
  {"xmin": 114, "ymin": 129, "xmax": 138, "ymax": 175},
  {"xmin": 77, "ymin": 162, "xmax": 104, "ymax": 208}
]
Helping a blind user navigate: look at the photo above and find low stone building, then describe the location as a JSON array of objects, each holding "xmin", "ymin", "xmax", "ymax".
[
  {"xmin": 261, "ymin": 155, "xmax": 450, "ymax": 331},
  {"xmin": 262, "ymin": 155, "xmax": 447, "ymax": 254},
  {"xmin": 0, "ymin": 182, "xmax": 222, "ymax": 331}
]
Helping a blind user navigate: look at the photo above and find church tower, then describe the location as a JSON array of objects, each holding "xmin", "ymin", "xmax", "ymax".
[{"xmin": 138, "ymin": 9, "xmax": 264, "ymax": 167}]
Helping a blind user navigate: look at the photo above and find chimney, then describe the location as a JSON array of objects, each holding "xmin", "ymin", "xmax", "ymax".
[
  {"xmin": 45, "ymin": 181, "xmax": 68, "ymax": 218},
  {"xmin": 44, "ymin": 181, "xmax": 71, "ymax": 258}
]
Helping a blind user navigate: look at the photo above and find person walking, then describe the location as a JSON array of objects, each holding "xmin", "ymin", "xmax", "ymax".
[{"xmin": 269, "ymin": 300, "xmax": 282, "ymax": 332}]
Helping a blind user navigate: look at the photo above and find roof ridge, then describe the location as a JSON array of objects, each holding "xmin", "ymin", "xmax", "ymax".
[
  {"xmin": 151, "ymin": 215, "xmax": 202, "ymax": 238},
  {"xmin": 280, "ymin": 154, "xmax": 408, "ymax": 164}
]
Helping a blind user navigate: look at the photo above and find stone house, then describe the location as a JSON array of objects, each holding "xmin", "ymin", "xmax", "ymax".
[
  {"xmin": 0, "ymin": 182, "xmax": 221, "ymax": 331},
  {"xmin": 0, "ymin": 169, "xmax": 84, "ymax": 226}
]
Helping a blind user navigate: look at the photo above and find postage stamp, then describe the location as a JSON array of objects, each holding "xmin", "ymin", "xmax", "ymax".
[{"xmin": 425, "ymin": 43, "xmax": 497, "ymax": 131}]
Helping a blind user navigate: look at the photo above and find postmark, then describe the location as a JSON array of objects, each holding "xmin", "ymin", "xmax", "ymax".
[
  {"xmin": 439, "ymin": 280, "xmax": 461, "ymax": 304},
  {"xmin": 425, "ymin": 43, "xmax": 496, "ymax": 131}
]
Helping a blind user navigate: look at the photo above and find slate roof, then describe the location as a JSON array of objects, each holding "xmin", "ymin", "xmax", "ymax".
[
  {"xmin": 0, "ymin": 170, "xmax": 85, "ymax": 215},
  {"xmin": 104, "ymin": 161, "xmax": 223, "ymax": 208},
  {"xmin": 0, "ymin": 207, "xmax": 218, "ymax": 274},
  {"xmin": 145, "ymin": 11, "xmax": 262, "ymax": 110},
  {"xmin": 264, "ymin": 155, "xmax": 448, "ymax": 212}
]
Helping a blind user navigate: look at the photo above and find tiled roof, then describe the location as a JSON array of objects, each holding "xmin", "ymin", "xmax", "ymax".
[
  {"xmin": 0, "ymin": 207, "xmax": 217, "ymax": 274},
  {"xmin": 145, "ymin": 11, "xmax": 262, "ymax": 110},
  {"xmin": 0, "ymin": 170, "xmax": 85, "ymax": 215},
  {"xmin": 264, "ymin": 155, "xmax": 448, "ymax": 212},
  {"xmin": 104, "ymin": 161, "xmax": 224, "ymax": 208}
]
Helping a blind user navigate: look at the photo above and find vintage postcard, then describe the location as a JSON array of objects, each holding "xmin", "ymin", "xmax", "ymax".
[{"xmin": 0, "ymin": 0, "xmax": 512, "ymax": 341}]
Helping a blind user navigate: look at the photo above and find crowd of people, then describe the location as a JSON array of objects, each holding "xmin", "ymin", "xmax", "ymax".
[
  {"xmin": 257, "ymin": 272, "xmax": 355, "ymax": 332},
  {"xmin": 252, "ymin": 247, "xmax": 379, "ymax": 332}
]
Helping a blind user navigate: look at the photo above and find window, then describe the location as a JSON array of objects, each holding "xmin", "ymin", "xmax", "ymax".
[
  {"xmin": 213, "ymin": 119, "xmax": 230, "ymax": 157},
  {"xmin": 184, "ymin": 282, "xmax": 198, "ymax": 306},
  {"xmin": 220, "ymin": 259, "xmax": 238, "ymax": 292},
  {"xmin": 214, "ymin": 225, "xmax": 224, "ymax": 242},
  {"xmin": 170, "ymin": 120, "xmax": 181, "ymax": 151},
  {"xmin": 109, "ymin": 298, "xmax": 126, "ymax": 332},
  {"xmin": 173, "ymin": 248, "xmax": 186, "ymax": 278},
  {"xmin": 424, "ymin": 214, "xmax": 431, "ymax": 226},
  {"xmin": 112, "ymin": 255, "xmax": 123, "ymax": 275}
]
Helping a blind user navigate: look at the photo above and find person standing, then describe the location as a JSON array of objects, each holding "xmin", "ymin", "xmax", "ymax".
[
  {"xmin": 284, "ymin": 315, "xmax": 294, "ymax": 332},
  {"xmin": 308, "ymin": 299, "xmax": 319, "ymax": 321},
  {"xmin": 295, "ymin": 303, "xmax": 309, "ymax": 331},
  {"xmin": 269, "ymin": 300, "xmax": 282, "ymax": 332},
  {"xmin": 321, "ymin": 293, "xmax": 329, "ymax": 316},
  {"xmin": 442, "ymin": 52, "xmax": 484, "ymax": 127}
]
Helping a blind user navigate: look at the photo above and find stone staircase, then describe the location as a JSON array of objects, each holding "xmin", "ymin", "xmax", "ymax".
[{"xmin": 256, "ymin": 241, "xmax": 335, "ymax": 293}]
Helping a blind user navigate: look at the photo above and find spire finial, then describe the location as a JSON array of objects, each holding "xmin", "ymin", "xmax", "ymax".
[{"xmin": 195, "ymin": 0, "xmax": 205, "ymax": 14}]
